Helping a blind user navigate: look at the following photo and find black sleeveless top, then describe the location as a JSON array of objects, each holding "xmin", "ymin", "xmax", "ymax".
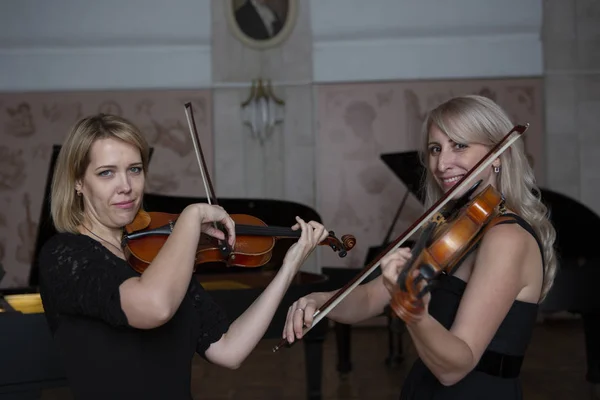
[{"xmin": 400, "ymin": 213, "xmax": 543, "ymax": 399}]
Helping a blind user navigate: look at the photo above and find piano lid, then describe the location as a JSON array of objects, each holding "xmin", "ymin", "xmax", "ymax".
[
  {"xmin": 380, "ymin": 151, "xmax": 426, "ymax": 204},
  {"xmin": 538, "ymin": 188, "xmax": 599, "ymax": 260}
]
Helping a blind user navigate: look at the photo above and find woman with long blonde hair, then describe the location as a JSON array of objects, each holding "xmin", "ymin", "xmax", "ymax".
[{"xmin": 282, "ymin": 95, "xmax": 556, "ymax": 399}]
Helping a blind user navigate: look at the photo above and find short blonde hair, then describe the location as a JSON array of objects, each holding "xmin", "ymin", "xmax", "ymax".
[
  {"xmin": 420, "ymin": 95, "xmax": 557, "ymax": 301},
  {"xmin": 51, "ymin": 114, "xmax": 150, "ymax": 233}
]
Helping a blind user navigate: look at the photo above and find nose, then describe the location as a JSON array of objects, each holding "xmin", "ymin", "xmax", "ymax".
[
  {"xmin": 436, "ymin": 150, "xmax": 452, "ymax": 172},
  {"xmin": 117, "ymin": 173, "xmax": 132, "ymax": 194}
]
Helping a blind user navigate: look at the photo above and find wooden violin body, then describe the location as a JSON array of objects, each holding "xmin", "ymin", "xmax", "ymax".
[
  {"xmin": 122, "ymin": 210, "xmax": 356, "ymax": 274},
  {"xmin": 391, "ymin": 182, "xmax": 505, "ymax": 322}
]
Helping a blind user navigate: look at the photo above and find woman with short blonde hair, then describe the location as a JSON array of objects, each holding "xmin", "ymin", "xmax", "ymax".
[
  {"xmin": 50, "ymin": 114, "xmax": 150, "ymax": 233},
  {"xmin": 39, "ymin": 113, "xmax": 328, "ymax": 399}
]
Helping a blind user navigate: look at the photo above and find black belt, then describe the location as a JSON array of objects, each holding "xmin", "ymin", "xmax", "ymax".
[{"xmin": 474, "ymin": 350, "xmax": 524, "ymax": 379}]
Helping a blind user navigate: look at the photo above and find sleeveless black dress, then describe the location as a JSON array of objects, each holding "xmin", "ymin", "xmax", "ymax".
[{"xmin": 399, "ymin": 214, "xmax": 543, "ymax": 399}]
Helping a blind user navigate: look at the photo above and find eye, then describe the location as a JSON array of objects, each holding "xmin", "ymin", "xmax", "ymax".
[
  {"xmin": 98, "ymin": 170, "xmax": 112, "ymax": 177},
  {"xmin": 454, "ymin": 143, "xmax": 468, "ymax": 150},
  {"xmin": 129, "ymin": 166, "xmax": 143, "ymax": 174},
  {"xmin": 428, "ymin": 146, "xmax": 441, "ymax": 155}
]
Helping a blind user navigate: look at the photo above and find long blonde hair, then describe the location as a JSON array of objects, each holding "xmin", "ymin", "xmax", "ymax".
[
  {"xmin": 420, "ymin": 95, "xmax": 557, "ymax": 301},
  {"xmin": 51, "ymin": 114, "xmax": 150, "ymax": 233}
]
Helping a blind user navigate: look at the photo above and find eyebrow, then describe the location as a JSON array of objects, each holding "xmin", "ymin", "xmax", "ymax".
[
  {"xmin": 428, "ymin": 138, "xmax": 456, "ymax": 146},
  {"xmin": 94, "ymin": 162, "xmax": 143, "ymax": 171}
]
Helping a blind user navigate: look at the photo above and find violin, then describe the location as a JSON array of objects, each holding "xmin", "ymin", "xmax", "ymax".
[
  {"xmin": 389, "ymin": 180, "xmax": 507, "ymax": 323},
  {"xmin": 122, "ymin": 209, "xmax": 356, "ymax": 274},
  {"xmin": 121, "ymin": 102, "xmax": 356, "ymax": 274},
  {"xmin": 272, "ymin": 123, "xmax": 529, "ymax": 352}
]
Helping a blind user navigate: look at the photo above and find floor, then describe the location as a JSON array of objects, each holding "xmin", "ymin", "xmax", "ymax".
[{"xmin": 42, "ymin": 316, "xmax": 597, "ymax": 400}]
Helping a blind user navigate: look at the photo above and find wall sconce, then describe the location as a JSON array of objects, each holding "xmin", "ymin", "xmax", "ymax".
[{"xmin": 241, "ymin": 79, "xmax": 285, "ymax": 144}]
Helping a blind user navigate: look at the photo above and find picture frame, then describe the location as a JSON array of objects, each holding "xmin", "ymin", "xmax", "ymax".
[{"xmin": 226, "ymin": 0, "xmax": 298, "ymax": 50}]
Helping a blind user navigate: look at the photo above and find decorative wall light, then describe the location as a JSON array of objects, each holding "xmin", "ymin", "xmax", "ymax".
[{"xmin": 241, "ymin": 78, "xmax": 285, "ymax": 144}]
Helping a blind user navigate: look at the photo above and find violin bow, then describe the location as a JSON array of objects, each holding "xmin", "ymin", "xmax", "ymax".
[
  {"xmin": 184, "ymin": 102, "xmax": 232, "ymax": 257},
  {"xmin": 273, "ymin": 123, "xmax": 529, "ymax": 352}
]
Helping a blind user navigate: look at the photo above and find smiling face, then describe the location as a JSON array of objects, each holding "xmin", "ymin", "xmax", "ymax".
[
  {"xmin": 426, "ymin": 124, "xmax": 500, "ymax": 198},
  {"xmin": 75, "ymin": 137, "xmax": 145, "ymax": 233}
]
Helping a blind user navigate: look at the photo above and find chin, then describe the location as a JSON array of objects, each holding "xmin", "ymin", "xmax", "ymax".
[{"xmin": 114, "ymin": 211, "xmax": 139, "ymax": 228}]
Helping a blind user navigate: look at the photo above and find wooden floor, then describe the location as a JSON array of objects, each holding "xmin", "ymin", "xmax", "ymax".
[{"xmin": 42, "ymin": 317, "xmax": 598, "ymax": 400}]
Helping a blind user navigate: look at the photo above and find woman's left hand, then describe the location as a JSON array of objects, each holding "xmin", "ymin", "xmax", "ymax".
[
  {"xmin": 380, "ymin": 247, "xmax": 431, "ymax": 322},
  {"xmin": 281, "ymin": 217, "xmax": 329, "ymax": 273},
  {"xmin": 380, "ymin": 247, "xmax": 412, "ymax": 295}
]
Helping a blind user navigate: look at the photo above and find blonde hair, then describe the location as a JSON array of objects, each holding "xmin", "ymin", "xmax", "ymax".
[
  {"xmin": 420, "ymin": 95, "xmax": 557, "ymax": 301},
  {"xmin": 51, "ymin": 114, "xmax": 150, "ymax": 233}
]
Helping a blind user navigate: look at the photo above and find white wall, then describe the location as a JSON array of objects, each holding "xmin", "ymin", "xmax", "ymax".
[
  {"xmin": 0, "ymin": 0, "xmax": 212, "ymax": 91},
  {"xmin": 0, "ymin": 0, "xmax": 543, "ymax": 91},
  {"xmin": 311, "ymin": 0, "xmax": 543, "ymax": 82}
]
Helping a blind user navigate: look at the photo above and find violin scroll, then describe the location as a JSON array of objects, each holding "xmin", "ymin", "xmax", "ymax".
[{"xmin": 323, "ymin": 232, "xmax": 356, "ymax": 258}]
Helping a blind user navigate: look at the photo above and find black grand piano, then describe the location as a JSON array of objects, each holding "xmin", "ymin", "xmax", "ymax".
[
  {"xmin": 0, "ymin": 146, "xmax": 338, "ymax": 400},
  {"xmin": 328, "ymin": 151, "xmax": 600, "ymax": 388}
]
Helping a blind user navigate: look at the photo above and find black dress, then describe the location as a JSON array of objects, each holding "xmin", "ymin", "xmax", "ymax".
[
  {"xmin": 38, "ymin": 233, "xmax": 230, "ymax": 400},
  {"xmin": 399, "ymin": 214, "xmax": 543, "ymax": 399}
]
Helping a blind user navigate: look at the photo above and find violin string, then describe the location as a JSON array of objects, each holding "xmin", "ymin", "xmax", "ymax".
[{"xmin": 81, "ymin": 225, "xmax": 123, "ymax": 254}]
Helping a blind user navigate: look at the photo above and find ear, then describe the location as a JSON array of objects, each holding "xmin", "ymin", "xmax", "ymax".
[
  {"xmin": 492, "ymin": 158, "xmax": 501, "ymax": 168},
  {"xmin": 75, "ymin": 180, "xmax": 82, "ymax": 193}
]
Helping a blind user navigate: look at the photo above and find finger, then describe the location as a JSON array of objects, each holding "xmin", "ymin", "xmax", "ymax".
[
  {"xmin": 381, "ymin": 260, "xmax": 398, "ymax": 283},
  {"xmin": 293, "ymin": 306, "xmax": 306, "ymax": 339},
  {"xmin": 221, "ymin": 216, "xmax": 236, "ymax": 247},
  {"xmin": 283, "ymin": 305, "xmax": 294, "ymax": 340},
  {"xmin": 307, "ymin": 221, "xmax": 327, "ymax": 244},
  {"xmin": 286, "ymin": 302, "xmax": 299, "ymax": 342},
  {"xmin": 303, "ymin": 304, "xmax": 315, "ymax": 328},
  {"xmin": 380, "ymin": 250, "xmax": 404, "ymax": 267},
  {"xmin": 290, "ymin": 222, "xmax": 300, "ymax": 231},
  {"xmin": 296, "ymin": 217, "xmax": 309, "ymax": 242},
  {"xmin": 202, "ymin": 225, "xmax": 225, "ymax": 240},
  {"xmin": 382, "ymin": 249, "xmax": 412, "ymax": 264},
  {"xmin": 398, "ymin": 247, "xmax": 413, "ymax": 256}
]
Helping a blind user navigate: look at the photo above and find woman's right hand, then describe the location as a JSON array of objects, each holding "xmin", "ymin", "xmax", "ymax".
[
  {"xmin": 184, "ymin": 203, "xmax": 236, "ymax": 248},
  {"xmin": 282, "ymin": 292, "xmax": 328, "ymax": 344}
]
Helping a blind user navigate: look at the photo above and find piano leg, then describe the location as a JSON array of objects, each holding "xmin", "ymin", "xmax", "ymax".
[
  {"xmin": 583, "ymin": 312, "xmax": 600, "ymax": 393},
  {"xmin": 303, "ymin": 323, "xmax": 327, "ymax": 400},
  {"xmin": 385, "ymin": 307, "xmax": 405, "ymax": 368},
  {"xmin": 333, "ymin": 313, "xmax": 405, "ymax": 379},
  {"xmin": 334, "ymin": 322, "xmax": 352, "ymax": 375}
]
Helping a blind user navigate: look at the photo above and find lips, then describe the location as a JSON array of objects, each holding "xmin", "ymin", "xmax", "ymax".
[
  {"xmin": 440, "ymin": 175, "xmax": 464, "ymax": 185},
  {"xmin": 113, "ymin": 200, "xmax": 135, "ymax": 209}
]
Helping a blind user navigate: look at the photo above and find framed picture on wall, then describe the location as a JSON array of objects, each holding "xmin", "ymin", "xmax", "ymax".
[{"xmin": 226, "ymin": 0, "xmax": 297, "ymax": 49}]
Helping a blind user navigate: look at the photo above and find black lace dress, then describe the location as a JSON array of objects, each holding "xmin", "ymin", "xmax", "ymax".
[
  {"xmin": 38, "ymin": 232, "xmax": 230, "ymax": 400},
  {"xmin": 399, "ymin": 214, "xmax": 542, "ymax": 399}
]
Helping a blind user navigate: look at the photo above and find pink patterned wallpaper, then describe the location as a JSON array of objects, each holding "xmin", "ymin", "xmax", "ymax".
[
  {"xmin": 0, "ymin": 89, "xmax": 213, "ymax": 288},
  {"xmin": 0, "ymin": 79, "xmax": 544, "ymax": 287},
  {"xmin": 315, "ymin": 78, "xmax": 544, "ymax": 270}
]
